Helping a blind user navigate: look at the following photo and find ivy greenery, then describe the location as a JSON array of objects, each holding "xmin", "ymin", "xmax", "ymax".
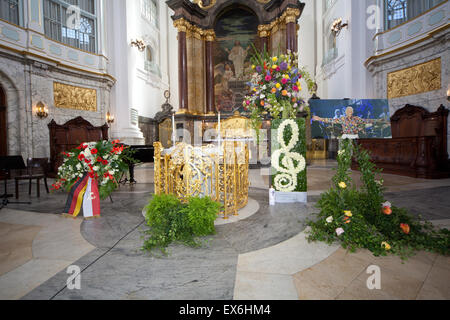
[
  {"xmin": 306, "ymin": 140, "xmax": 450, "ymax": 259},
  {"xmin": 142, "ymin": 194, "xmax": 222, "ymax": 255}
]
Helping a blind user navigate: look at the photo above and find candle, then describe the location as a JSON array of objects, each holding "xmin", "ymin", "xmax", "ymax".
[
  {"xmin": 172, "ymin": 112, "xmax": 176, "ymax": 146},
  {"xmin": 218, "ymin": 111, "xmax": 221, "ymax": 151}
]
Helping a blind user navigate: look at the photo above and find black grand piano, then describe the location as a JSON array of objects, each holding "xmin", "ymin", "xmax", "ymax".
[{"xmin": 125, "ymin": 145, "xmax": 154, "ymax": 184}]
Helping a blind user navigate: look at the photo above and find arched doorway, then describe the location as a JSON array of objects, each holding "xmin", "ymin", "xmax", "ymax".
[{"xmin": 0, "ymin": 85, "xmax": 6, "ymax": 156}]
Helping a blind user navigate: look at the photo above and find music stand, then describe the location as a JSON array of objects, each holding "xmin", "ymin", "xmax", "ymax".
[{"xmin": 0, "ymin": 156, "xmax": 32, "ymax": 210}]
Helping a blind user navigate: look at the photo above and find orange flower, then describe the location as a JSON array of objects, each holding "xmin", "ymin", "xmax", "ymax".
[
  {"xmin": 281, "ymin": 90, "xmax": 288, "ymax": 96},
  {"xmin": 382, "ymin": 206, "xmax": 392, "ymax": 215},
  {"xmin": 292, "ymin": 97, "xmax": 297, "ymax": 103},
  {"xmin": 271, "ymin": 88, "xmax": 277, "ymax": 93},
  {"xmin": 400, "ymin": 223, "xmax": 410, "ymax": 235},
  {"xmin": 260, "ymin": 100, "xmax": 265, "ymax": 106}
]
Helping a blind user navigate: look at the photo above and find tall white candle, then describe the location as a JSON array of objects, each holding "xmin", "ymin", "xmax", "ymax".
[
  {"xmin": 218, "ymin": 111, "xmax": 221, "ymax": 151},
  {"xmin": 172, "ymin": 112, "xmax": 176, "ymax": 146}
]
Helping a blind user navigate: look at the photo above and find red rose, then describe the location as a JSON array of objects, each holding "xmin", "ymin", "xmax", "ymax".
[
  {"xmin": 78, "ymin": 154, "xmax": 85, "ymax": 161},
  {"xmin": 102, "ymin": 160, "xmax": 108, "ymax": 165},
  {"xmin": 91, "ymin": 148, "xmax": 98, "ymax": 155}
]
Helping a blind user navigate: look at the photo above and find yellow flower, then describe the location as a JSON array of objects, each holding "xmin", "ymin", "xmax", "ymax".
[
  {"xmin": 253, "ymin": 88, "xmax": 257, "ymax": 92},
  {"xmin": 344, "ymin": 211, "xmax": 352, "ymax": 217},
  {"xmin": 275, "ymin": 83, "xmax": 281, "ymax": 89},
  {"xmin": 251, "ymin": 65, "xmax": 256, "ymax": 70},
  {"xmin": 272, "ymin": 57, "xmax": 278, "ymax": 63},
  {"xmin": 338, "ymin": 182, "xmax": 347, "ymax": 189},
  {"xmin": 272, "ymin": 64, "xmax": 278, "ymax": 69},
  {"xmin": 284, "ymin": 74, "xmax": 290, "ymax": 79},
  {"xmin": 381, "ymin": 242, "xmax": 391, "ymax": 250}
]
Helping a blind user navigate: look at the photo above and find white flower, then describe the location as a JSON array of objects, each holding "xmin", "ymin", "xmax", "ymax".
[
  {"xmin": 382, "ymin": 201, "xmax": 391, "ymax": 208},
  {"xmin": 272, "ymin": 119, "xmax": 305, "ymax": 192},
  {"xmin": 338, "ymin": 150, "xmax": 344, "ymax": 156},
  {"xmin": 336, "ymin": 228, "xmax": 345, "ymax": 236},
  {"xmin": 76, "ymin": 163, "xmax": 82, "ymax": 170},
  {"xmin": 326, "ymin": 216, "xmax": 333, "ymax": 224},
  {"xmin": 93, "ymin": 166, "xmax": 99, "ymax": 172}
]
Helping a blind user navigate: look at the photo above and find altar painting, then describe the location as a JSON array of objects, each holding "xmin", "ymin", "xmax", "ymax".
[{"xmin": 214, "ymin": 8, "xmax": 259, "ymax": 114}]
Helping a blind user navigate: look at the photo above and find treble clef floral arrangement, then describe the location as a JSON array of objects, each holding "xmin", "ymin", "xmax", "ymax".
[{"xmin": 271, "ymin": 119, "xmax": 307, "ymax": 192}]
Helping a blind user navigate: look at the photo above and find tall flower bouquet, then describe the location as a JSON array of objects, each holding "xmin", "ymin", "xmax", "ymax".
[
  {"xmin": 52, "ymin": 140, "xmax": 135, "ymax": 200},
  {"xmin": 243, "ymin": 49, "xmax": 314, "ymax": 128},
  {"xmin": 243, "ymin": 49, "xmax": 314, "ymax": 197}
]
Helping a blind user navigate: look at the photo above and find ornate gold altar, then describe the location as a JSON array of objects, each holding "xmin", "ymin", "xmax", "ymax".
[{"xmin": 154, "ymin": 141, "xmax": 249, "ymax": 219}]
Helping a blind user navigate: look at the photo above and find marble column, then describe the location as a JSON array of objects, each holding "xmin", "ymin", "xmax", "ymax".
[
  {"xmin": 205, "ymin": 30, "xmax": 215, "ymax": 115},
  {"xmin": 283, "ymin": 8, "xmax": 300, "ymax": 53},
  {"xmin": 174, "ymin": 19, "xmax": 189, "ymax": 114},
  {"xmin": 258, "ymin": 25, "xmax": 271, "ymax": 53}
]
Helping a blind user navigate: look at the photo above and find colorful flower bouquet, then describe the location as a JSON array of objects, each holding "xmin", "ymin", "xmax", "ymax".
[
  {"xmin": 243, "ymin": 49, "xmax": 314, "ymax": 126},
  {"xmin": 52, "ymin": 140, "xmax": 135, "ymax": 200}
]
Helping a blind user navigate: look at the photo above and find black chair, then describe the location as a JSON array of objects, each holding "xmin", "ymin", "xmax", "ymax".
[{"xmin": 14, "ymin": 158, "xmax": 50, "ymax": 199}]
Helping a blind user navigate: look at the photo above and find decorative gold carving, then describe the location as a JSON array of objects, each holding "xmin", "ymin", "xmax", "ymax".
[
  {"xmin": 256, "ymin": 0, "xmax": 271, "ymax": 3},
  {"xmin": 53, "ymin": 82, "xmax": 97, "ymax": 111},
  {"xmin": 192, "ymin": 0, "xmax": 216, "ymax": 10},
  {"xmin": 154, "ymin": 141, "xmax": 249, "ymax": 219},
  {"xmin": 214, "ymin": 112, "xmax": 254, "ymax": 139},
  {"xmin": 204, "ymin": 29, "xmax": 216, "ymax": 42},
  {"xmin": 173, "ymin": 18, "xmax": 191, "ymax": 33},
  {"xmin": 387, "ymin": 58, "xmax": 441, "ymax": 99},
  {"xmin": 258, "ymin": 24, "xmax": 272, "ymax": 38},
  {"xmin": 281, "ymin": 7, "xmax": 301, "ymax": 24}
]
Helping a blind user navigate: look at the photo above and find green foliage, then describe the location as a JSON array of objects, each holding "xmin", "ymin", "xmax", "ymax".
[
  {"xmin": 307, "ymin": 140, "xmax": 450, "ymax": 259},
  {"xmin": 142, "ymin": 194, "xmax": 222, "ymax": 255}
]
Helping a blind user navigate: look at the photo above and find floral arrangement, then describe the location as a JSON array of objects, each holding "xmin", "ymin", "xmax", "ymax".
[
  {"xmin": 52, "ymin": 140, "xmax": 134, "ymax": 200},
  {"xmin": 271, "ymin": 118, "xmax": 307, "ymax": 192},
  {"xmin": 243, "ymin": 49, "xmax": 315, "ymax": 127},
  {"xmin": 307, "ymin": 140, "xmax": 450, "ymax": 259}
]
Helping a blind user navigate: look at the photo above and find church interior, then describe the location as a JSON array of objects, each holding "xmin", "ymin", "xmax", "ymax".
[{"xmin": 0, "ymin": 0, "xmax": 449, "ymax": 302}]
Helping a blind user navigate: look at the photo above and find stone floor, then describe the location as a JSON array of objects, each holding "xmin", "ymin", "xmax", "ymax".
[{"xmin": 0, "ymin": 162, "xmax": 449, "ymax": 300}]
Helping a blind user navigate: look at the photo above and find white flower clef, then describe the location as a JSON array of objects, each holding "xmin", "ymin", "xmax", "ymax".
[{"xmin": 271, "ymin": 119, "xmax": 306, "ymax": 192}]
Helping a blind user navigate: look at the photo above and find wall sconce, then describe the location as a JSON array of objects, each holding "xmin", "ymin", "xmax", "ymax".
[
  {"xmin": 447, "ymin": 85, "xmax": 450, "ymax": 101},
  {"xmin": 106, "ymin": 111, "xmax": 115, "ymax": 124},
  {"xmin": 35, "ymin": 101, "xmax": 48, "ymax": 119},
  {"xmin": 131, "ymin": 39, "xmax": 146, "ymax": 52},
  {"xmin": 331, "ymin": 18, "xmax": 349, "ymax": 37}
]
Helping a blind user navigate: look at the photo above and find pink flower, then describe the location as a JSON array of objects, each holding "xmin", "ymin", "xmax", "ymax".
[
  {"xmin": 276, "ymin": 67, "xmax": 281, "ymax": 72},
  {"xmin": 293, "ymin": 85, "xmax": 299, "ymax": 92},
  {"xmin": 246, "ymin": 100, "xmax": 250, "ymax": 106},
  {"xmin": 265, "ymin": 75, "xmax": 272, "ymax": 81},
  {"xmin": 336, "ymin": 228, "xmax": 345, "ymax": 236},
  {"xmin": 281, "ymin": 78, "xmax": 288, "ymax": 85}
]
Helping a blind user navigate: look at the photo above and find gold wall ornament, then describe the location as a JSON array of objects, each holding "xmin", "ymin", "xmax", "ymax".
[
  {"xmin": 154, "ymin": 141, "xmax": 249, "ymax": 219},
  {"xmin": 192, "ymin": 0, "xmax": 216, "ymax": 10},
  {"xmin": 387, "ymin": 58, "xmax": 441, "ymax": 99},
  {"xmin": 53, "ymin": 82, "xmax": 97, "ymax": 112}
]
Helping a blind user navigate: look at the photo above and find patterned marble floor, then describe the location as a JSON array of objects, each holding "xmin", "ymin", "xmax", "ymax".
[{"xmin": 0, "ymin": 165, "xmax": 449, "ymax": 300}]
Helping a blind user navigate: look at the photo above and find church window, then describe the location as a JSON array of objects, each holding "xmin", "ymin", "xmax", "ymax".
[
  {"xmin": 141, "ymin": 0, "xmax": 158, "ymax": 28},
  {"xmin": 385, "ymin": 0, "xmax": 446, "ymax": 30},
  {"xmin": 0, "ymin": 0, "xmax": 22, "ymax": 25},
  {"xmin": 43, "ymin": 0, "xmax": 97, "ymax": 53}
]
